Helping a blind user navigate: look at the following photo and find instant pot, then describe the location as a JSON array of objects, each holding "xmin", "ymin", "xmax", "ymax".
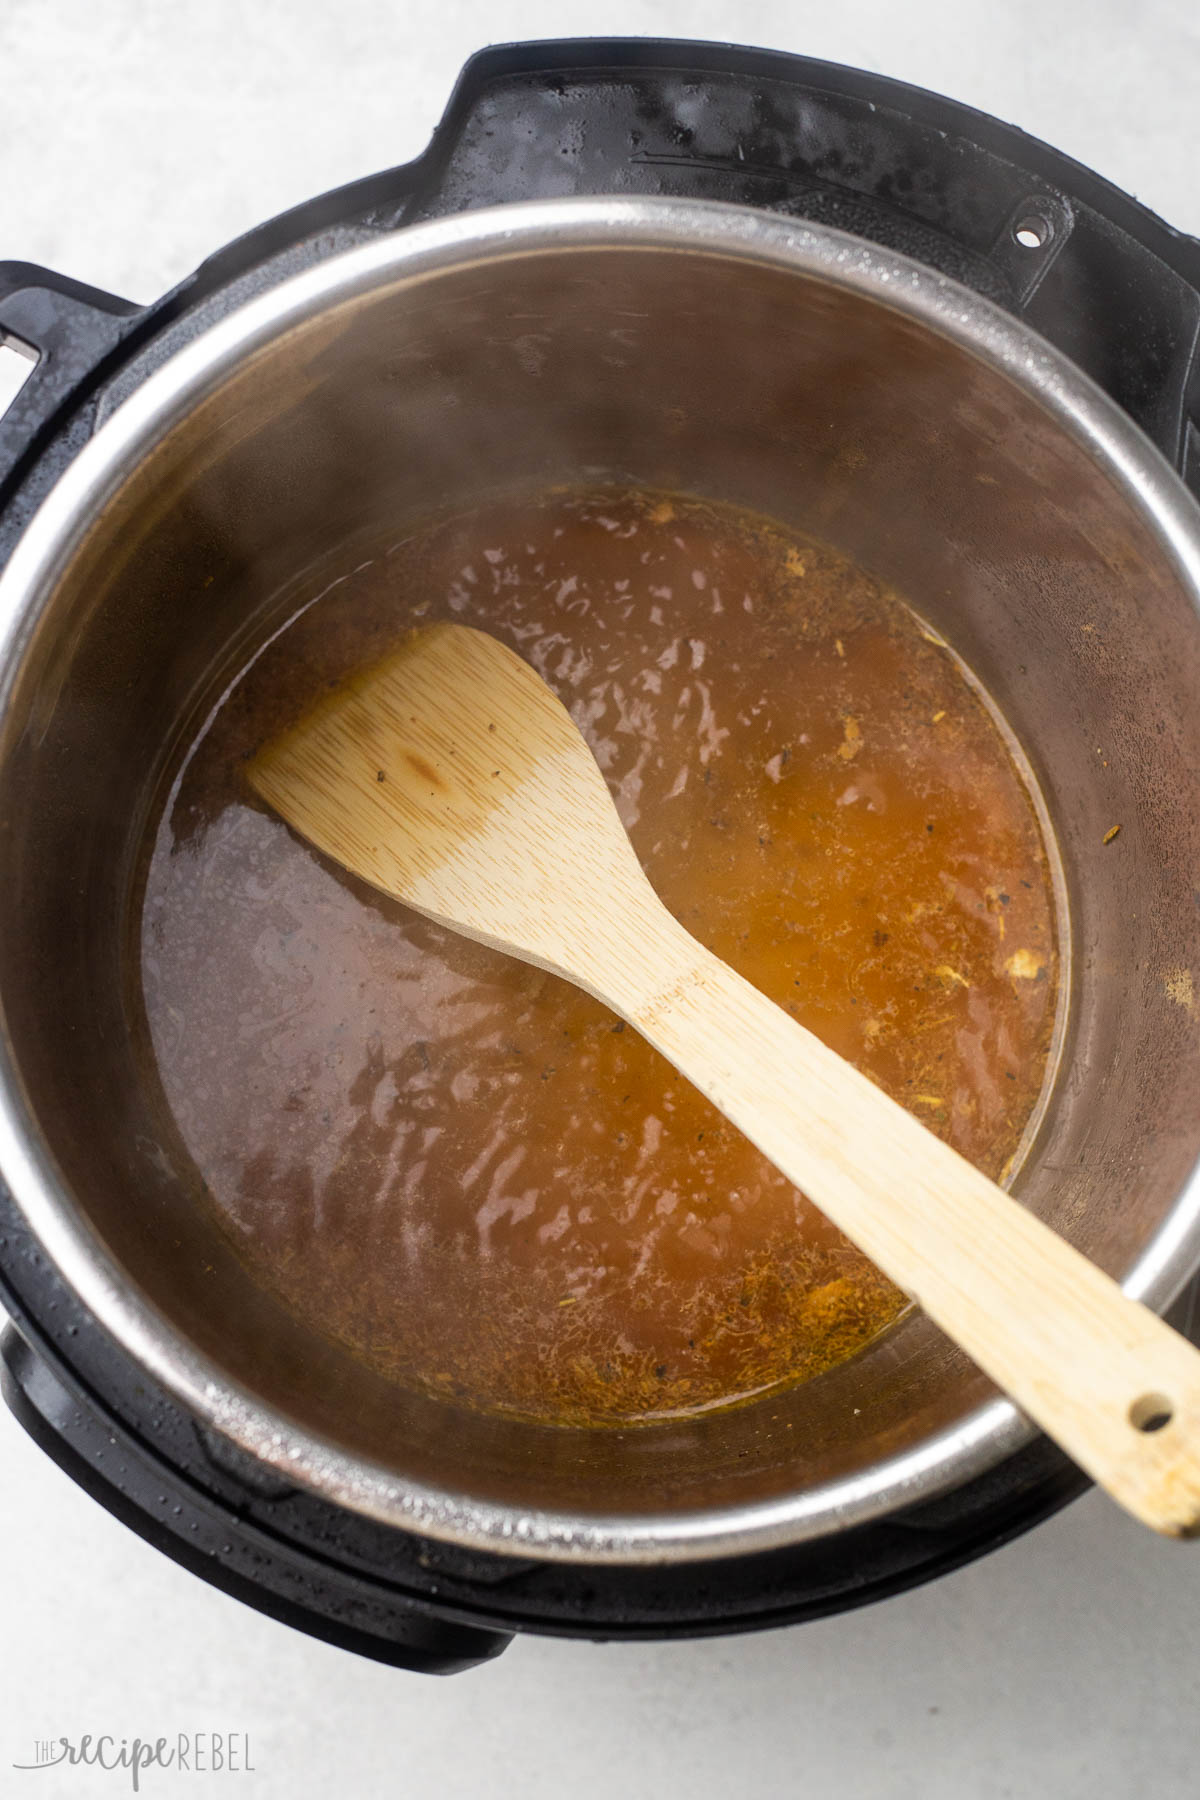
[{"xmin": 3, "ymin": 40, "xmax": 1200, "ymax": 1674}]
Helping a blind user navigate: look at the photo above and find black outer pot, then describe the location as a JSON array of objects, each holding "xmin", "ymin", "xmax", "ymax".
[{"xmin": 2, "ymin": 39, "xmax": 1200, "ymax": 1674}]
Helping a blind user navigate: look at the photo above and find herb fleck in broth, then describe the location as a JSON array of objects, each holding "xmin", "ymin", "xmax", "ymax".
[{"xmin": 139, "ymin": 488, "xmax": 1061, "ymax": 1424}]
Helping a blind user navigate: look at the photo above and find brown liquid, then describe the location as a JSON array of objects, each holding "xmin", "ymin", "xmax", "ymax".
[{"xmin": 139, "ymin": 488, "xmax": 1061, "ymax": 1424}]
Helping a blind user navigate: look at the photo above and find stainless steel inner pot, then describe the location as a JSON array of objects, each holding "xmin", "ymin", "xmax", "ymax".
[{"xmin": 2, "ymin": 197, "xmax": 1200, "ymax": 1564}]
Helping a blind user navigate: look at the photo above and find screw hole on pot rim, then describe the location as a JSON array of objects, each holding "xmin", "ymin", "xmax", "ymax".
[
  {"xmin": 1129, "ymin": 1393, "xmax": 1174, "ymax": 1433},
  {"xmin": 1013, "ymin": 214, "xmax": 1052, "ymax": 250}
]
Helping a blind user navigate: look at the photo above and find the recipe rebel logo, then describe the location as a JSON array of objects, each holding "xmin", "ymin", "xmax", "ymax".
[{"xmin": 13, "ymin": 1733, "xmax": 255, "ymax": 1790}]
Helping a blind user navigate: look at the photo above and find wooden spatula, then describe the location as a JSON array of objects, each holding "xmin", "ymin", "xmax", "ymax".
[{"xmin": 250, "ymin": 620, "xmax": 1200, "ymax": 1537}]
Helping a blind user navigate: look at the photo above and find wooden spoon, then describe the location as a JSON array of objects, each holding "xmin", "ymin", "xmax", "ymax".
[{"xmin": 250, "ymin": 621, "xmax": 1200, "ymax": 1537}]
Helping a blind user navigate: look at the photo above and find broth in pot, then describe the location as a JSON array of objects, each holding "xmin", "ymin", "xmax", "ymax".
[{"xmin": 139, "ymin": 487, "xmax": 1061, "ymax": 1425}]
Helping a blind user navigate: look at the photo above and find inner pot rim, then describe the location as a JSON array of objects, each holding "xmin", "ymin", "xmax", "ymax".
[{"xmin": 2, "ymin": 194, "xmax": 1200, "ymax": 1565}]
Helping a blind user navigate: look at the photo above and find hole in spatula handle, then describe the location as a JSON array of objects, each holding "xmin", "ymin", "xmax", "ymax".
[{"xmin": 1129, "ymin": 1393, "xmax": 1174, "ymax": 1433}]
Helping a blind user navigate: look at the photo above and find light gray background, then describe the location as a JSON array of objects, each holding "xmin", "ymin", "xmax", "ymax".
[{"xmin": 2, "ymin": 2, "xmax": 1199, "ymax": 1796}]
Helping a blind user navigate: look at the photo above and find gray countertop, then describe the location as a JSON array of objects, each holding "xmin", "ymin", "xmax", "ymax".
[{"xmin": 2, "ymin": 3, "xmax": 1198, "ymax": 1795}]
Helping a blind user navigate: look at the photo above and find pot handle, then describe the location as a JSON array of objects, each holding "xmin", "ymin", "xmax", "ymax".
[
  {"xmin": 0, "ymin": 1322, "xmax": 512, "ymax": 1674},
  {"xmin": 0, "ymin": 262, "xmax": 140, "ymax": 501}
]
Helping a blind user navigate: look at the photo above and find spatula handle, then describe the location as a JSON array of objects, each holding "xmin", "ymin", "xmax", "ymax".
[{"xmin": 600, "ymin": 904, "xmax": 1200, "ymax": 1537}]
